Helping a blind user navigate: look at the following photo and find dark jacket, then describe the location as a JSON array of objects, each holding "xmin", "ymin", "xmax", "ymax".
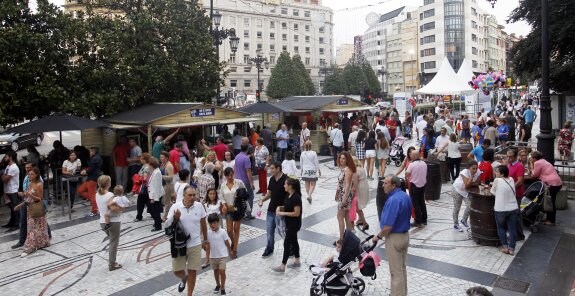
[{"xmin": 86, "ymin": 154, "xmax": 103, "ymax": 181}]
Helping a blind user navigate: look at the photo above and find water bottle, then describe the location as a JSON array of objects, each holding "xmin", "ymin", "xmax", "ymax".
[{"xmin": 256, "ymin": 207, "xmax": 262, "ymax": 218}]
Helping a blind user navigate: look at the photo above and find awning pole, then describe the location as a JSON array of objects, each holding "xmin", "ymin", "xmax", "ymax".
[{"xmin": 147, "ymin": 125, "xmax": 152, "ymax": 152}]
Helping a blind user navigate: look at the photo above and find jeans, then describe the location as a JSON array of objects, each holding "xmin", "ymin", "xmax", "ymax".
[
  {"xmin": 409, "ymin": 184, "xmax": 427, "ymax": 224},
  {"xmin": 114, "ymin": 166, "xmax": 128, "ymax": 189},
  {"xmin": 265, "ymin": 211, "xmax": 277, "ymax": 252},
  {"xmin": 495, "ymin": 210, "xmax": 518, "ymax": 249},
  {"xmin": 332, "ymin": 145, "xmax": 342, "ymax": 166},
  {"xmin": 277, "ymin": 148, "xmax": 287, "ymax": 162},
  {"xmin": 447, "ymin": 157, "xmax": 461, "ymax": 181},
  {"xmin": 545, "ymin": 185, "xmax": 562, "ymax": 223},
  {"xmin": 282, "ymin": 227, "xmax": 300, "ymax": 264},
  {"xmin": 245, "ymin": 185, "xmax": 254, "ymax": 216}
]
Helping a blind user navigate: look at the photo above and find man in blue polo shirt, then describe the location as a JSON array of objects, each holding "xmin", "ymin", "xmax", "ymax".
[
  {"xmin": 522, "ymin": 106, "xmax": 536, "ymax": 126},
  {"xmin": 372, "ymin": 175, "xmax": 411, "ymax": 296}
]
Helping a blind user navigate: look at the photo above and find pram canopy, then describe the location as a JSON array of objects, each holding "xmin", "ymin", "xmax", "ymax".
[
  {"xmin": 524, "ymin": 181, "xmax": 545, "ymax": 201},
  {"xmin": 338, "ymin": 230, "xmax": 362, "ymax": 265}
]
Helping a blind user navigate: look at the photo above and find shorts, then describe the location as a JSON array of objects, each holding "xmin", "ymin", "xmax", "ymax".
[
  {"xmin": 365, "ymin": 150, "xmax": 376, "ymax": 158},
  {"xmin": 377, "ymin": 149, "xmax": 389, "ymax": 160},
  {"xmin": 172, "ymin": 245, "xmax": 202, "ymax": 272},
  {"xmin": 211, "ymin": 257, "xmax": 227, "ymax": 270},
  {"xmin": 301, "ymin": 169, "xmax": 318, "ymax": 181}
]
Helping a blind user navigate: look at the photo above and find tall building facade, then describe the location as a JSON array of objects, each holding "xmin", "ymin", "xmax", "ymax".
[
  {"xmin": 336, "ymin": 43, "xmax": 354, "ymax": 67},
  {"xmin": 362, "ymin": 0, "xmax": 507, "ymax": 95},
  {"xmin": 206, "ymin": 0, "xmax": 334, "ymax": 97}
]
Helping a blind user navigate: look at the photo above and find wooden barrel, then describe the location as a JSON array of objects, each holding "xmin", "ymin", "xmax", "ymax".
[
  {"xmin": 459, "ymin": 143, "xmax": 474, "ymax": 165},
  {"xmin": 469, "ymin": 190, "xmax": 500, "ymax": 246},
  {"xmin": 424, "ymin": 161, "xmax": 442, "ymax": 200}
]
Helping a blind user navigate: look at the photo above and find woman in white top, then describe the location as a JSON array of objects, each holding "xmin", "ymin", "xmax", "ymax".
[
  {"xmin": 62, "ymin": 151, "xmax": 82, "ymax": 209},
  {"xmin": 173, "ymin": 169, "xmax": 190, "ymax": 204},
  {"xmin": 147, "ymin": 157, "xmax": 165, "ymax": 232},
  {"xmin": 95, "ymin": 175, "xmax": 123, "ymax": 271},
  {"xmin": 219, "ymin": 167, "xmax": 245, "ymax": 258},
  {"xmin": 221, "ymin": 151, "xmax": 235, "ymax": 184},
  {"xmin": 452, "ymin": 160, "xmax": 481, "ymax": 232},
  {"xmin": 300, "ymin": 140, "xmax": 321, "ymax": 203},
  {"xmin": 490, "ymin": 165, "xmax": 519, "ymax": 255},
  {"xmin": 282, "ymin": 151, "xmax": 298, "ymax": 178},
  {"xmin": 437, "ymin": 133, "xmax": 462, "ymax": 182},
  {"xmin": 352, "ymin": 157, "xmax": 370, "ymax": 231},
  {"xmin": 160, "ymin": 151, "xmax": 175, "ymax": 222}
]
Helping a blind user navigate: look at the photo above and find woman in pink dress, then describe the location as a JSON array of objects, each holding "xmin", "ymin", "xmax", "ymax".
[
  {"xmin": 558, "ymin": 121, "xmax": 573, "ymax": 164},
  {"xmin": 16, "ymin": 167, "xmax": 50, "ymax": 257}
]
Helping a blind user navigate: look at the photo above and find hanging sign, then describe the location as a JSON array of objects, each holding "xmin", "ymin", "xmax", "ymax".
[
  {"xmin": 337, "ymin": 99, "xmax": 349, "ymax": 105},
  {"xmin": 190, "ymin": 108, "xmax": 216, "ymax": 117}
]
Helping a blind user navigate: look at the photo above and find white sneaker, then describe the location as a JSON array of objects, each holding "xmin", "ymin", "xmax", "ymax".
[
  {"xmin": 21, "ymin": 252, "xmax": 29, "ymax": 257},
  {"xmin": 453, "ymin": 224, "xmax": 464, "ymax": 232}
]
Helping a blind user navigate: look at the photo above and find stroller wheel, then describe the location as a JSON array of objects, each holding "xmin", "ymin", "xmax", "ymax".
[
  {"xmin": 386, "ymin": 159, "xmax": 391, "ymax": 165},
  {"xmin": 395, "ymin": 160, "xmax": 402, "ymax": 167},
  {"xmin": 351, "ymin": 277, "xmax": 366, "ymax": 295},
  {"xmin": 530, "ymin": 225, "xmax": 538, "ymax": 233}
]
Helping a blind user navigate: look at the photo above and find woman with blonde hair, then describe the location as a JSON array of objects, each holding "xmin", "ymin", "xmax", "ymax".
[
  {"xmin": 352, "ymin": 157, "xmax": 369, "ymax": 231},
  {"xmin": 95, "ymin": 175, "xmax": 124, "ymax": 271},
  {"xmin": 300, "ymin": 140, "xmax": 321, "ymax": 203}
]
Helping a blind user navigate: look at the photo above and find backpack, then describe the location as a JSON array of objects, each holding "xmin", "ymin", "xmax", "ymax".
[
  {"xmin": 359, "ymin": 251, "xmax": 381, "ymax": 279},
  {"xmin": 232, "ymin": 187, "xmax": 249, "ymax": 220}
]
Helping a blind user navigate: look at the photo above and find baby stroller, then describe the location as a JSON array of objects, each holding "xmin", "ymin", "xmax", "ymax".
[
  {"xmin": 387, "ymin": 136, "xmax": 406, "ymax": 167},
  {"xmin": 520, "ymin": 181, "xmax": 546, "ymax": 233},
  {"xmin": 309, "ymin": 230, "xmax": 378, "ymax": 296}
]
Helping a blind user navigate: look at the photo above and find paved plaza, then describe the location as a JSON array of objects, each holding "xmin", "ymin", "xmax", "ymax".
[{"xmin": 1, "ymin": 121, "xmax": 575, "ymax": 296}]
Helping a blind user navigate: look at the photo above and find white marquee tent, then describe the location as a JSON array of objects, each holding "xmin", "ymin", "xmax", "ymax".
[
  {"xmin": 416, "ymin": 57, "xmax": 474, "ymax": 95},
  {"xmin": 456, "ymin": 58, "xmax": 475, "ymax": 88}
]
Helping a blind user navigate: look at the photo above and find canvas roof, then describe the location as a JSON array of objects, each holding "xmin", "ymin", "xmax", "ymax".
[
  {"xmin": 456, "ymin": 58, "xmax": 476, "ymax": 91},
  {"xmin": 416, "ymin": 57, "xmax": 474, "ymax": 95}
]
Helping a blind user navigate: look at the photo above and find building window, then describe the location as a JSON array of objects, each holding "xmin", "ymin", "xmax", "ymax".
[
  {"xmin": 472, "ymin": 60, "xmax": 478, "ymax": 68},
  {"xmin": 270, "ymin": 21, "xmax": 275, "ymax": 28},
  {"xmin": 244, "ymin": 80, "xmax": 251, "ymax": 87},
  {"xmin": 305, "ymin": 36, "xmax": 310, "ymax": 42},
  {"xmin": 305, "ymin": 58, "xmax": 310, "ymax": 65},
  {"xmin": 270, "ymin": 44, "xmax": 275, "ymax": 51},
  {"xmin": 229, "ymin": 79, "xmax": 238, "ymax": 88},
  {"xmin": 472, "ymin": 47, "xmax": 478, "ymax": 55},
  {"xmin": 257, "ymin": 43, "xmax": 262, "ymax": 50},
  {"xmin": 424, "ymin": 0, "xmax": 434, "ymax": 4},
  {"xmin": 270, "ymin": 56, "xmax": 276, "ymax": 64},
  {"xmin": 255, "ymin": 31, "xmax": 261, "ymax": 39},
  {"xmin": 294, "ymin": 35, "xmax": 299, "ymax": 42},
  {"xmin": 244, "ymin": 18, "xmax": 249, "ymax": 26},
  {"xmin": 244, "ymin": 30, "xmax": 249, "ymax": 38},
  {"xmin": 243, "ymin": 67, "xmax": 251, "ymax": 73},
  {"xmin": 472, "ymin": 34, "xmax": 478, "ymax": 42},
  {"xmin": 472, "ymin": 20, "xmax": 477, "ymax": 29},
  {"xmin": 305, "ymin": 25, "xmax": 310, "ymax": 32},
  {"xmin": 244, "ymin": 43, "xmax": 249, "ymax": 50},
  {"xmin": 423, "ymin": 9, "xmax": 435, "ymax": 18},
  {"xmin": 270, "ymin": 7, "xmax": 276, "ymax": 13},
  {"xmin": 229, "ymin": 54, "xmax": 236, "ymax": 63},
  {"xmin": 377, "ymin": 40, "xmax": 381, "ymax": 45},
  {"xmin": 294, "ymin": 46, "xmax": 299, "ymax": 53},
  {"xmin": 319, "ymin": 26, "xmax": 325, "ymax": 33},
  {"xmin": 420, "ymin": 35, "xmax": 435, "ymax": 45},
  {"xmin": 304, "ymin": 11, "xmax": 310, "ymax": 18},
  {"xmin": 282, "ymin": 45, "xmax": 287, "ymax": 51},
  {"xmin": 471, "ymin": 8, "xmax": 477, "ymax": 16},
  {"xmin": 281, "ymin": 8, "xmax": 288, "ymax": 15},
  {"xmin": 282, "ymin": 22, "xmax": 287, "ymax": 29},
  {"xmin": 229, "ymin": 67, "xmax": 237, "ymax": 73},
  {"xmin": 319, "ymin": 37, "xmax": 324, "ymax": 44},
  {"xmin": 421, "ymin": 61, "xmax": 436, "ymax": 69},
  {"xmin": 305, "ymin": 47, "xmax": 310, "ymax": 54},
  {"xmin": 282, "ymin": 34, "xmax": 287, "ymax": 41},
  {"xmin": 270, "ymin": 33, "xmax": 275, "ymax": 40},
  {"xmin": 294, "ymin": 24, "xmax": 299, "ymax": 31},
  {"xmin": 257, "ymin": 19, "xmax": 262, "ymax": 27},
  {"xmin": 243, "ymin": 55, "xmax": 250, "ymax": 64},
  {"xmin": 293, "ymin": 9, "xmax": 299, "ymax": 16},
  {"xmin": 420, "ymin": 48, "xmax": 436, "ymax": 57},
  {"xmin": 319, "ymin": 48, "xmax": 325, "ymax": 55},
  {"xmin": 320, "ymin": 58, "xmax": 326, "ymax": 65},
  {"xmin": 420, "ymin": 22, "xmax": 435, "ymax": 32}
]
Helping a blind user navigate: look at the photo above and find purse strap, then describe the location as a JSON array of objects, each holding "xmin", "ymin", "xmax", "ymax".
[{"xmin": 503, "ymin": 178, "xmax": 516, "ymax": 196}]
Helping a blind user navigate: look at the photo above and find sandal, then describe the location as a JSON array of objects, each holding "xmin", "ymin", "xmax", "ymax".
[
  {"xmin": 109, "ymin": 263, "xmax": 123, "ymax": 271},
  {"xmin": 202, "ymin": 262, "xmax": 210, "ymax": 269},
  {"xmin": 307, "ymin": 197, "xmax": 312, "ymax": 204}
]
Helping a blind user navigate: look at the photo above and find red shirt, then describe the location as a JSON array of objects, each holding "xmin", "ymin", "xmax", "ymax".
[
  {"xmin": 112, "ymin": 143, "xmax": 130, "ymax": 167},
  {"xmin": 212, "ymin": 143, "xmax": 229, "ymax": 161},
  {"xmin": 169, "ymin": 149, "xmax": 180, "ymax": 173},
  {"xmin": 386, "ymin": 119, "xmax": 397, "ymax": 138},
  {"xmin": 508, "ymin": 161, "xmax": 525, "ymax": 199},
  {"xmin": 479, "ymin": 161, "xmax": 493, "ymax": 184}
]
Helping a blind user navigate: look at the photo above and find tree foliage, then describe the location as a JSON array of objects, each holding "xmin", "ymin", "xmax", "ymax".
[
  {"xmin": 362, "ymin": 60, "xmax": 381, "ymax": 96},
  {"xmin": 508, "ymin": 0, "xmax": 575, "ymax": 93},
  {"xmin": 323, "ymin": 66, "xmax": 347, "ymax": 95},
  {"xmin": 266, "ymin": 51, "xmax": 315, "ymax": 99},
  {"xmin": 342, "ymin": 61, "xmax": 367, "ymax": 95}
]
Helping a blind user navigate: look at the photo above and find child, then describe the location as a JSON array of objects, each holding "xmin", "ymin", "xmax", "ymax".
[
  {"xmin": 320, "ymin": 239, "xmax": 342, "ymax": 269},
  {"xmin": 282, "ymin": 151, "xmax": 298, "ymax": 178},
  {"xmin": 207, "ymin": 213, "xmax": 232, "ymax": 296},
  {"xmin": 203, "ymin": 188, "xmax": 227, "ymax": 268},
  {"xmin": 105, "ymin": 185, "xmax": 131, "ymax": 230}
]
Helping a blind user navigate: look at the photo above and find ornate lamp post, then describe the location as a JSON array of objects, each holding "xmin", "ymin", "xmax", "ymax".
[
  {"xmin": 210, "ymin": 6, "xmax": 239, "ymax": 105},
  {"xmin": 489, "ymin": 0, "xmax": 553, "ymax": 163},
  {"xmin": 248, "ymin": 50, "xmax": 269, "ymax": 101}
]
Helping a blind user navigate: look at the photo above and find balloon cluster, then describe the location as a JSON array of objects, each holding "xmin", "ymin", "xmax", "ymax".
[{"xmin": 469, "ymin": 70, "xmax": 507, "ymax": 95}]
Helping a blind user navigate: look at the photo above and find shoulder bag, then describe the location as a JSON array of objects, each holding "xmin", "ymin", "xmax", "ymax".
[
  {"xmin": 543, "ymin": 186, "xmax": 553, "ymax": 212},
  {"xmin": 29, "ymin": 201, "xmax": 46, "ymax": 218}
]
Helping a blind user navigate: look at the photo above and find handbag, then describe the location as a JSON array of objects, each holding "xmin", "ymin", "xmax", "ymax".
[
  {"xmin": 29, "ymin": 201, "xmax": 46, "ymax": 218},
  {"xmin": 543, "ymin": 186, "xmax": 553, "ymax": 212}
]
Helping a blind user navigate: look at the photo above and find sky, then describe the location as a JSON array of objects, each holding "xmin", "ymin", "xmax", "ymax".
[{"xmin": 47, "ymin": 0, "xmax": 530, "ymax": 47}]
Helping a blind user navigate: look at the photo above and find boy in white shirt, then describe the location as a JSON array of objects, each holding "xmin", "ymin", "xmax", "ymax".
[
  {"xmin": 207, "ymin": 213, "xmax": 232, "ymax": 295},
  {"xmin": 105, "ymin": 185, "xmax": 131, "ymax": 230}
]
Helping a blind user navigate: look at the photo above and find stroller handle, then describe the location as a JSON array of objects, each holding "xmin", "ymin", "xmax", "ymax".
[{"xmin": 360, "ymin": 235, "xmax": 377, "ymax": 253}]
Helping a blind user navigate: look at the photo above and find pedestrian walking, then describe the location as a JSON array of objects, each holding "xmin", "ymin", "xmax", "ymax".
[
  {"xmin": 258, "ymin": 162, "xmax": 287, "ymax": 258},
  {"xmin": 406, "ymin": 150, "xmax": 427, "ymax": 227},
  {"xmin": 330, "ymin": 123, "xmax": 344, "ymax": 167},
  {"xmin": 352, "ymin": 157, "xmax": 369, "ymax": 231},
  {"xmin": 372, "ymin": 175, "xmax": 412, "ymax": 296},
  {"xmin": 219, "ymin": 167, "xmax": 245, "ymax": 258},
  {"xmin": 165, "ymin": 186, "xmax": 208, "ymax": 295},
  {"xmin": 133, "ymin": 153, "xmax": 151, "ymax": 222},
  {"xmin": 254, "ymin": 138, "xmax": 270, "ymax": 195},
  {"xmin": 335, "ymin": 152, "xmax": 355, "ymax": 241},
  {"xmin": 147, "ymin": 157, "xmax": 165, "ymax": 232},
  {"xmin": 272, "ymin": 177, "xmax": 303, "ymax": 272},
  {"xmin": 207, "ymin": 213, "xmax": 232, "ymax": 295},
  {"xmin": 95, "ymin": 175, "xmax": 123, "ymax": 271},
  {"xmin": 300, "ymin": 140, "xmax": 321, "ymax": 203}
]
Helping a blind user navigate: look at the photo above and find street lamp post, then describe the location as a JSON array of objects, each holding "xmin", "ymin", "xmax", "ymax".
[
  {"xmin": 248, "ymin": 50, "xmax": 269, "ymax": 101},
  {"xmin": 490, "ymin": 0, "xmax": 554, "ymax": 163},
  {"xmin": 210, "ymin": 4, "xmax": 239, "ymax": 105}
]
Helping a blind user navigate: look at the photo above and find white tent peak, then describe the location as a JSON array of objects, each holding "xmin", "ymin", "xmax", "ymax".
[
  {"xmin": 416, "ymin": 57, "xmax": 474, "ymax": 95},
  {"xmin": 456, "ymin": 58, "xmax": 475, "ymax": 87}
]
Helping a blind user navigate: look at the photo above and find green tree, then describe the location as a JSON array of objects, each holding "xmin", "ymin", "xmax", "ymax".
[
  {"xmin": 362, "ymin": 60, "xmax": 381, "ymax": 96},
  {"xmin": 323, "ymin": 66, "xmax": 347, "ymax": 95},
  {"xmin": 508, "ymin": 0, "xmax": 575, "ymax": 93},
  {"xmin": 0, "ymin": 0, "xmax": 76, "ymax": 126},
  {"xmin": 71, "ymin": 0, "xmax": 223, "ymax": 117},
  {"xmin": 266, "ymin": 51, "xmax": 296, "ymax": 99},
  {"xmin": 292, "ymin": 54, "xmax": 315, "ymax": 95},
  {"xmin": 342, "ymin": 62, "xmax": 367, "ymax": 95}
]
